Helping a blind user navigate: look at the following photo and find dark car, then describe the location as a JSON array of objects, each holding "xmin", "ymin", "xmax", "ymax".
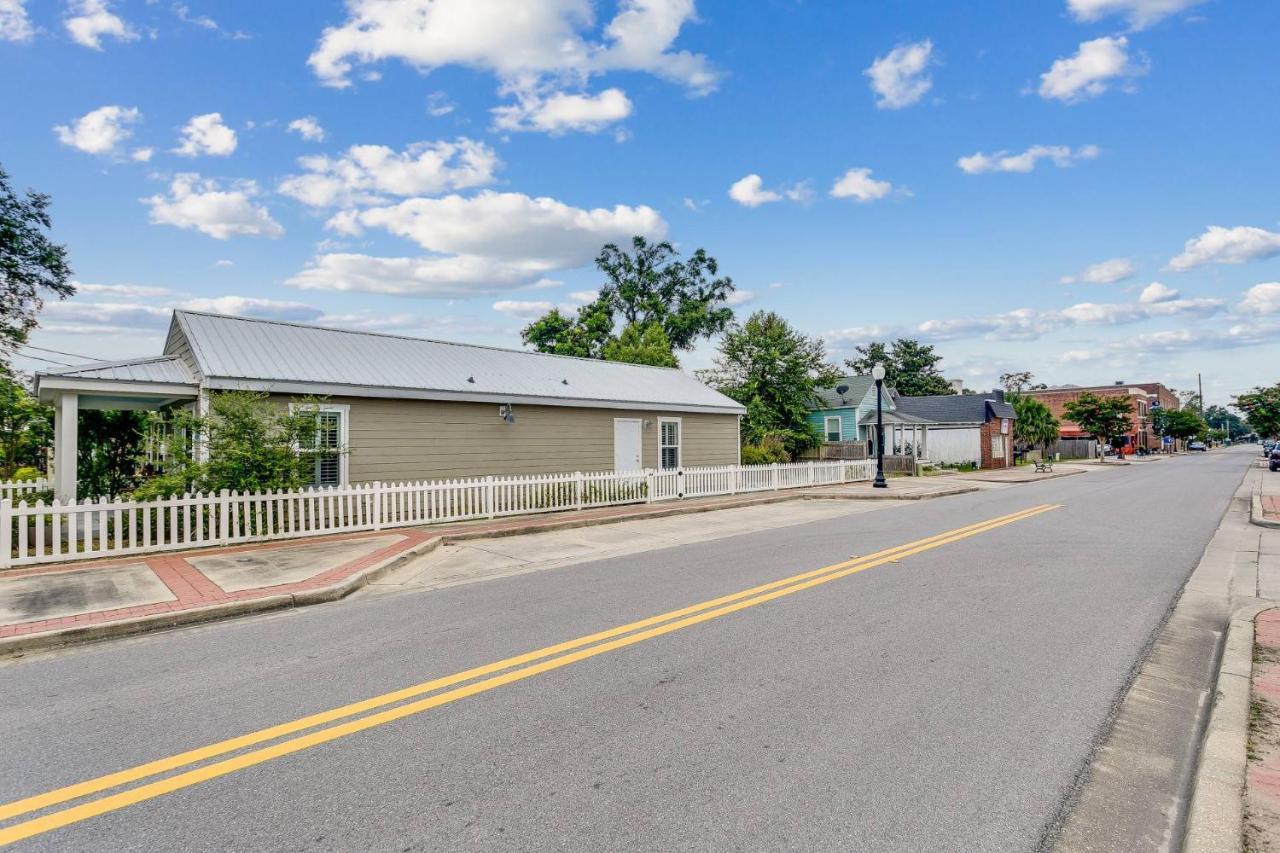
[
  {"xmin": 1271, "ymin": 445, "xmax": 1280, "ymax": 472},
  {"xmin": 1188, "ymin": 440, "xmax": 1207, "ymax": 452}
]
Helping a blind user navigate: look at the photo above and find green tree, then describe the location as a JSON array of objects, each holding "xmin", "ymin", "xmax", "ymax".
[
  {"xmin": 0, "ymin": 372, "xmax": 51, "ymax": 477},
  {"xmin": 700, "ymin": 311, "xmax": 840, "ymax": 459},
  {"xmin": 1009, "ymin": 393, "xmax": 1059, "ymax": 455},
  {"xmin": 522, "ymin": 236, "xmax": 734, "ymax": 363},
  {"xmin": 1151, "ymin": 407, "xmax": 1206, "ymax": 450},
  {"xmin": 601, "ymin": 322, "xmax": 679, "ymax": 367},
  {"xmin": 1063, "ymin": 393, "xmax": 1134, "ymax": 461},
  {"xmin": 999, "ymin": 371, "xmax": 1048, "ymax": 394},
  {"xmin": 0, "ymin": 164, "xmax": 74, "ymax": 359},
  {"xmin": 133, "ymin": 392, "xmax": 341, "ymax": 498},
  {"xmin": 1235, "ymin": 384, "xmax": 1280, "ymax": 439},
  {"xmin": 78, "ymin": 410, "xmax": 148, "ymax": 498},
  {"xmin": 1204, "ymin": 404, "xmax": 1244, "ymax": 439},
  {"xmin": 520, "ymin": 297, "xmax": 614, "ymax": 359},
  {"xmin": 845, "ymin": 338, "xmax": 953, "ymax": 396}
]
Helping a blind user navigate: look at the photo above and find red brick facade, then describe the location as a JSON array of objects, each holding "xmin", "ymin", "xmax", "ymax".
[
  {"xmin": 979, "ymin": 414, "xmax": 1014, "ymax": 468},
  {"xmin": 1026, "ymin": 383, "xmax": 1178, "ymax": 453}
]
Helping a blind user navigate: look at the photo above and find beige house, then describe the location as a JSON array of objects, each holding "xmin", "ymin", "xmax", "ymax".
[{"xmin": 34, "ymin": 311, "xmax": 745, "ymax": 501}]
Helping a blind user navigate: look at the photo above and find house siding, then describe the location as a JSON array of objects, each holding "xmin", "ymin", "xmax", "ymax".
[
  {"xmin": 300, "ymin": 396, "xmax": 739, "ymax": 482},
  {"xmin": 926, "ymin": 425, "xmax": 982, "ymax": 465},
  {"xmin": 807, "ymin": 385, "xmax": 891, "ymax": 443}
]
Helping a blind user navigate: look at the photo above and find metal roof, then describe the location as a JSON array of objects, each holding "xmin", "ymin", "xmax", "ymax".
[
  {"xmin": 38, "ymin": 355, "xmax": 197, "ymax": 385},
  {"xmin": 167, "ymin": 311, "xmax": 745, "ymax": 415},
  {"xmin": 894, "ymin": 392, "xmax": 1016, "ymax": 424}
]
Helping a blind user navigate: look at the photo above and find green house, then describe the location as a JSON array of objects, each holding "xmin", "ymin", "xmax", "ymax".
[{"xmin": 806, "ymin": 376, "xmax": 889, "ymax": 444}]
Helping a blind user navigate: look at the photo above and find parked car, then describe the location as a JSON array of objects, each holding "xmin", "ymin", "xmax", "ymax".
[
  {"xmin": 1271, "ymin": 445, "xmax": 1280, "ymax": 472},
  {"xmin": 1188, "ymin": 440, "xmax": 1207, "ymax": 452}
]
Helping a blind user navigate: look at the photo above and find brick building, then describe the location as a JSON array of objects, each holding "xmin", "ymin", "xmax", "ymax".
[{"xmin": 1026, "ymin": 382, "xmax": 1179, "ymax": 454}]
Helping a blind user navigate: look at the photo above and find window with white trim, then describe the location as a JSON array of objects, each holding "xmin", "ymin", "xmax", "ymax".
[
  {"xmin": 825, "ymin": 416, "xmax": 842, "ymax": 443},
  {"xmin": 293, "ymin": 403, "xmax": 350, "ymax": 487},
  {"xmin": 659, "ymin": 418, "xmax": 681, "ymax": 470}
]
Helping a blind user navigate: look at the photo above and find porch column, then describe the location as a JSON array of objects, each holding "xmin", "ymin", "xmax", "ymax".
[{"xmin": 54, "ymin": 392, "xmax": 78, "ymax": 503}]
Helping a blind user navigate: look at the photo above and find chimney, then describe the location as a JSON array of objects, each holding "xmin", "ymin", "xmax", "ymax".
[
  {"xmin": 993, "ymin": 389, "xmax": 1005, "ymax": 403},
  {"xmin": 948, "ymin": 378, "xmax": 964, "ymax": 395}
]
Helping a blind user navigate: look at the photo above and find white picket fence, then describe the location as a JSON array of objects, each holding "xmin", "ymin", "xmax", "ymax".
[
  {"xmin": 0, "ymin": 460, "xmax": 875, "ymax": 568},
  {"xmin": 0, "ymin": 478, "xmax": 47, "ymax": 501}
]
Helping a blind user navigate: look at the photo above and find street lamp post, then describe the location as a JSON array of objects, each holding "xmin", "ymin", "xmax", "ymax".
[{"xmin": 872, "ymin": 363, "xmax": 888, "ymax": 489}]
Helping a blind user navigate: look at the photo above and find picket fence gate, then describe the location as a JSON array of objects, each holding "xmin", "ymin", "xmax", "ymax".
[{"xmin": 0, "ymin": 460, "xmax": 875, "ymax": 568}]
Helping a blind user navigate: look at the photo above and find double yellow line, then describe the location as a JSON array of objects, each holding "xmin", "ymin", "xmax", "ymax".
[{"xmin": 0, "ymin": 502, "xmax": 1058, "ymax": 846}]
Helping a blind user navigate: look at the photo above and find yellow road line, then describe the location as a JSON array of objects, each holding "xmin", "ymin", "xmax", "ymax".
[{"xmin": 0, "ymin": 503, "xmax": 1058, "ymax": 846}]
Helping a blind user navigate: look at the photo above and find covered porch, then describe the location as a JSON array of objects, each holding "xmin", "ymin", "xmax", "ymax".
[
  {"xmin": 35, "ymin": 357, "xmax": 200, "ymax": 502},
  {"xmin": 859, "ymin": 410, "xmax": 933, "ymax": 462}
]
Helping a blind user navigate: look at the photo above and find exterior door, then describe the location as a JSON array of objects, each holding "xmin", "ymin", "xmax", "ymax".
[{"xmin": 613, "ymin": 418, "xmax": 643, "ymax": 471}]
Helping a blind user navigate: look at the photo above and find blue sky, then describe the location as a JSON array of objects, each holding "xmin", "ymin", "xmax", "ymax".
[{"xmin": 2, "ymin": 0, "xmax": 1277, "ymax": 405}]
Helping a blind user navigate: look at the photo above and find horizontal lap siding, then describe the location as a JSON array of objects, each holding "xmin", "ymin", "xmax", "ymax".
[{"xmin": 324, "ymin": 397, "xmax": 737, "ymax": 481}]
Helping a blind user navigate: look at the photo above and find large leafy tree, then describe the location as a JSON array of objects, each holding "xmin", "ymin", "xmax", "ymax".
[
  {"xmin": 700, "ymin": 311, "xmax": 841, "ymax": 459},
  {"xmin": 1063, "ymin": 393, "xmax": 1134, "ymax": 461},
  {"xmin": 1009, "ymin": 393, "xmax": 1059, "ymax": 454},
  {"xmin": 1235, "ymin": 384, "xmax": 1280, "ymax": 439},
  {"xmin": 522, "ymin": 236, "xmax": 734, "ymax": 363},
  {"xmin": 845, "ymin": 338, "xmax": 953, "ymax": 396},
  {"xmin": 999, "ymin": 371, "xmax": 1048, "ymax": 394},
  {"xmin": 601, "ymin": 322, "xmax": 679, "ymax": 368},
  {"xmin": 0, "ymin": 164, "xmax": 74, "ymax": 359},
  {"xmin": 1203, "ymin": 404, "xmax": 1245, "ymax": 439},
  {"xmin": 0, "ymin": 372, "xmax": 51, "ymax": 477},
  {"xmin": 1151, "ymin": 407, "xmax": 1207, "ymax": 448}
]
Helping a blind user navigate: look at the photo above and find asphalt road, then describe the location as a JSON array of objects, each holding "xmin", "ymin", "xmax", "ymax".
[{"xmin": 0, "ymin": 449, "xmax": 1254, "ymax": 851}]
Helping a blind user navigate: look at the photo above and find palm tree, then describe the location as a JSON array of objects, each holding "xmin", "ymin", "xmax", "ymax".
[{"xmin": 1011, "ymin": 394, "xmax": 1060, "ymax": 459}]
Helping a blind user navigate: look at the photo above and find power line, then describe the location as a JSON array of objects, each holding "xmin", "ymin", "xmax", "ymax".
[
  {"xmin": 19, "ymin": 343, "xmax": 99, "ymax": 361},
  {"xmin": 13, "ymin": 352, "xmax": 76, "ymax": 368}
]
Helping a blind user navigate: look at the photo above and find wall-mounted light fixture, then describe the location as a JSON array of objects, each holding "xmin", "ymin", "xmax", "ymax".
[
  {"xmin": 498, "ymin": 403, "xmax": 515, "ymax": 424},
  {"xmin": 643, "ymin": 418, "xmax": 654, "ymax": 428}
]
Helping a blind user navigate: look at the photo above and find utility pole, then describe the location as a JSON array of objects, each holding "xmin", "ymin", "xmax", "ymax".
[{"xmin": 1198, "ymin": 373, "xmax": 1204, "ymax": 417}]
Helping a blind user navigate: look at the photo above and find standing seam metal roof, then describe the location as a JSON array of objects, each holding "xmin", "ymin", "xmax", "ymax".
[
  {"xmin": 167, "ymin": 311, "xmax": 745, "ymax": 413},
  {"xmin": 39, "ymin": 355, "xmax": 197, "ymax": 384}
]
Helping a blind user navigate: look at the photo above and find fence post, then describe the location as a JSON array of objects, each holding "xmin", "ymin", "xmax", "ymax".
[
  {"xmin": 574, "ymin": 472, "xmax": 584, "ymax": 511},
  {"xmin": 676, "ymin": 468, "xmax": 685, "ymax": 499},
  {"xmin": 372, "ymin": 482, "xmax": 383, "ymax": 531},
  {"xmin": 0, "ymin": 498, "xmax": 10, "ymax": 570},
  {"xmin": 485, "ymin": 475, "xmax": 495, "ymax": 518},
  {"xmin": 219, "ymin": 489, "xmax": 231, "ymax": 545},
  {"xmin": 808, "ymin": 460, "xmax": 815, "ymax": 486},
  {"xmin": 772, "ymin": 462, "xmax": 779, "ymax": 491},
  {"xmin": 645, "ymin": 470, "xmax": 655, "ymax": 503}
]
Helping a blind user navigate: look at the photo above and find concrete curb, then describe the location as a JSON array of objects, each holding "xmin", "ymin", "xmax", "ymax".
[
  {"xmin": 1183, "ymin": 608, "xmax": 1264, "ymax": 852},
  {"xmin": 0, "ymin": 482, "xmax": 979, "ymax": 657},
  {"xmin": 1251, "ymin": 494, "xmax": 1280, "ymax": 529}
]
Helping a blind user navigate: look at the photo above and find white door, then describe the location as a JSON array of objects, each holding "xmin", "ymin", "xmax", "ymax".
[{"xmin": 613, "ymin": 418, "xmax": 643, "ymax": 471}]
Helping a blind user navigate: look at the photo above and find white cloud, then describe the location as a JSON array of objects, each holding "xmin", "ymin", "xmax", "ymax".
[
  {"xmin": 287, "ymin": 116, "xmax": 326, "ymax": 142},
  {"xmin": 1138, "ymin": 281, "xmax": 1178, "ymax": 303},
  {"xmin": 768, "ymin": 281, "xmax": 784, "ymax": 289},
  {"xmin": 1059, "ymin": 257, "xmax": 1135, "ymax": 284},
  {"xmin": 959, "ymin": 144, "xmax": 1100, "ymax": 175},
  {"xmin": 212, "ymin": 259, "xmax": 234, "ymax": 268},
  {"xmin": 427, "ymin": 91, "xmax": 455, "ymax": 117},
  {"xmin": 829, "ymin": 167, "xmax": 894, "ymax": 202},
  {"xmin": 40, "ymin": 294, "xmax": 321, "ymax": 332},
  {"xmin": 0, "ymin": 0, "xmax": 33, "ymax": 42},
  {"xmin": 1066, "ymin": 0, "xmax": 1206, "ymax": 30},
  {"xmin": 826, "ymin": 294, "xmax": 1223, "ymax": 346},
  {"xmin": 726, "ymin": 289, "xmax": 755, "ymax": 306},
  {"xmin": 865, "ymin": 39, "xmax": 934, "ymax": 109},
  {"xmin": 1039, "ymin": 36, "xmax": 1146, "ymax": 103},
  {"xmin": 130, "ymin": 146, "xmax": 153, "ymax": 162},
  {"xmin": 174, "ymin": 112, "xmax": 238, "ymax": 157},
  {"xmin": 1237, "ymin": 284, "xmax": 1280, "ymax": 316},
  {"xmin": 492, "ymin": 300, "xmax": 554, "ymax": 319},
  {"xmin": 1167, "ymin": 225, "xmax": 1280, "ymax": 272},
  {"xmin": 64, "ymin": 0, "xmax": 136, "ymax": 49},
  {"xmin": 74, "ymin": 282, "xmax": 175, "ymax": 298},
  {"xmin": 492, "ymin": 87, "xmax": 632, "ymax": 134},
  {"xmin": 728, "ymin": 174, "xmax": 780, "ymax": 208},
  {"xmin": 308, "ymin": 0, "xmax": 719, "ymax": 98},
  {"xmin": 145, "ymin": 174, "xmax": 284, "ymax": 240},
  {"xmin": 278, "ymin": 138, "xmax": 499, "ymax": 208},
  {"xmin": 54, "ymin": 105, "xmax": 141, "ymax": 157},
  {"xmin": 292, "ymin": 190, "xmax": 666, "ymax": 297},
  {"xmin": 567, "ymin": 289, "xmax": 598, "ymax": 303},
  {"xmin": 179, "ymin": 296, "xmax": 322, "ymax": 322}
]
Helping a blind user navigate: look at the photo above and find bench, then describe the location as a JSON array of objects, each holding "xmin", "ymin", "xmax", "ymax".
[{"xmin": 1033, "ymin": 460, "xmax": 1054, "ymax": 473}]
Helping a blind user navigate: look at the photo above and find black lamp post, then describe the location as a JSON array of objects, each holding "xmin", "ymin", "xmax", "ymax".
[{"xmin": 872, "ymin": 363, "xmax": 888, "ymax": 488}]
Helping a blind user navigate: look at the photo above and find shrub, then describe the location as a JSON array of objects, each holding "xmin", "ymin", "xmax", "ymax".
[{"xmin": 11, "ymin": 466, "xmax": 41, "ymax": 482}]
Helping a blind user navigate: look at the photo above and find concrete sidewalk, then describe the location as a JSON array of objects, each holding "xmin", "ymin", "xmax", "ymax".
[{"xmin": 0, "ymin": 479, "xmax": 977, "ymax": 655}]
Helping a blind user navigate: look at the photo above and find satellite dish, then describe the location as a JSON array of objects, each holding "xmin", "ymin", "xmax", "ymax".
[{"xmin": 836, "ymin": 384, "xmax": 850, "ymax": 395}]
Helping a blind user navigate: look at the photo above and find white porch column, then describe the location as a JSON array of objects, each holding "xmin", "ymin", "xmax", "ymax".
[{"xmin": 54, "ymin": 392, "xmax": 78, "ymax": 502}]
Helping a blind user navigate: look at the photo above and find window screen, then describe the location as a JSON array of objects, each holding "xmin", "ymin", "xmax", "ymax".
[{"xmin": 314, "ymin": 411, "xmax": 342, "ymax": 487}]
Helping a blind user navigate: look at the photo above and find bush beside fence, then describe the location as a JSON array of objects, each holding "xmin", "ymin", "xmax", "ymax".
[{"xmin": 0, "ymin": 460, "xmax": 875, "ymax": 568}]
